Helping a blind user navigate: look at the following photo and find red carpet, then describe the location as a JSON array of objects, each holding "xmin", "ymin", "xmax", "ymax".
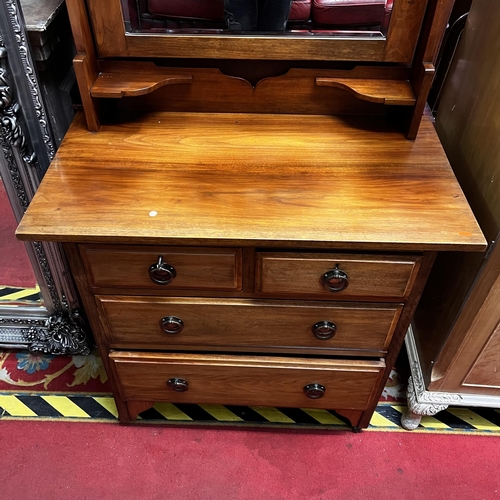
[
  {"xmin": 1, "ymin": 421, "xmax": 499, "ymax": 499},
  {"xmin": 0, "ymin": 181, "xmax": 37, "ymax": 288}
]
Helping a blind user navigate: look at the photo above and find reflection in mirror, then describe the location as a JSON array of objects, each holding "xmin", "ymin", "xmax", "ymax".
[
  {"xmin": 225, "ymin": 0, "xmax": 293, "ymax": 31},
  {"xmin": 0, "ymin": 178, "xmax": 42, "ymax": 307},
  {"xmin": 121, "ymin": 0, "xmax": 392, "ymax": 36}
]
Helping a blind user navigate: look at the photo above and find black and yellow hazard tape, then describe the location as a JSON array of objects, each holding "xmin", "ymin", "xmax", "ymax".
[
  {"xmin": 0, "ymin": 285, "xmax": 42, "ymax": 303},
  {"xmin": 1, "ymin": 393, "xmax": 500, "ymax": 434}
]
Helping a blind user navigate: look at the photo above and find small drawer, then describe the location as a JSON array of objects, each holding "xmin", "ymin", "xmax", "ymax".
[
  {"xmin": 80, "ymin": 245, "xmax": 242, "ymax": 291},
  {"xmin": 256, "ymin": 252, "xmax": 420, "ymax": 300},
  {"xmin": 110, "ymin": 352, "xmax": 385, "ymax": 410},
  {"xmin": 97, "ymin": 296, "xmax": 402, "ymax": 352}
]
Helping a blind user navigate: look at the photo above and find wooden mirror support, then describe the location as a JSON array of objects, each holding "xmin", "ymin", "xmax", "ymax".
[{"xmin": 65, "ymin": 0, "xmax": 454, "ymax": 138}]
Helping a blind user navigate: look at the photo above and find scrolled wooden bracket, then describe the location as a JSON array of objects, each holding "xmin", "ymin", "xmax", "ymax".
[
  {"xmin": 316, "ymin": 77, "xmax": 416, "ymax": 106},
  {"xmin": 89, "ymin": 61, "xmax": 193, "ymax": 98}
]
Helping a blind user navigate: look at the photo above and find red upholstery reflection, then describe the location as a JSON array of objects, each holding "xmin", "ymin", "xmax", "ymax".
[
  {"xmin": 142, "ymin": 0, "xmax": 391, "ymax": 27},
  {"xmin": 312, "ymin": 0, "xmax": 386, "ymax": 26},
  {"xmin": 290, "ymin": 0, "xmax": 312, "ymax": 21}
]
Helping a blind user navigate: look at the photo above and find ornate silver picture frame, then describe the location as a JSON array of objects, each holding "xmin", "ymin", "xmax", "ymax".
[{"xmin": 0, "ymin": 0, "xmax": 89, "ymax": 355}]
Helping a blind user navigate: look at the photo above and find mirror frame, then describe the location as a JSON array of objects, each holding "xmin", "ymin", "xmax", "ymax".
[
  {"xmin": 86, "ymin": 0, "xmax": 429, "ymax": 63},
  {"xmin": 0, "ymin": 0, "xmax": 90, "ymax": 355}
]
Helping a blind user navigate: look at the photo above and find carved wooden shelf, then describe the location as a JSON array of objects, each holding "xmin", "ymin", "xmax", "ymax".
[
  {"xmin": 90, "ymin": 61, "xmax": 193, "ymax": 98},
  {"xmin": 316, "ymin": 78, "xmax": 416, "ymax": 106}
]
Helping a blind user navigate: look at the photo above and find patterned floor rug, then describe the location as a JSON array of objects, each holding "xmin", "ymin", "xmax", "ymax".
[{"xmin": 0, "ymin": 349, "xmax": 111, "ymax": 393}]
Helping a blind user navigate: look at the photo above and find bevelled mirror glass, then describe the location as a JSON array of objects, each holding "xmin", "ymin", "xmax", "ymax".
[{"xmin": 121, "ymin": 0, "xmax": 392, "ymax": 37}]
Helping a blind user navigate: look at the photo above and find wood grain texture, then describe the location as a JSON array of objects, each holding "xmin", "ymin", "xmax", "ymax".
[
  {"xmin": 125, "ymin": 35, "xmax": 386, "ymax": 62},
  {"xmin": 109, "ymin": 352, "xmax": 385, "ymax": 410},
  {"xmin": 17, "ymin": 112, "xmax": 485, "ymax": 252},
  {"xmin": 316, "ymin": 78, "xmax": 415, "ymax": 105},
  {"xmin": 86, "ymin": 0, "xmax": 127, "ymax": 57},
  {"xmin": 256, "ymin": 252, "xmax": 420, "ymax": 300},
  {"xmin": 96, "ymin": 296, "xmax": 402, "ymax": 352},
  {"xmin": 65, "ymin": 0, "xmax": 97, "ymax": 57},
  {"xmin": 80, "ymin": 245, "xmax": 242, "ymax": 291},
  {"xmin": 383, "ymin": 0, "xmax": 429, "ymax": 62},
  {"xmin": 242, "ymin": 247, "xmax": 256, "ymax": 293}
]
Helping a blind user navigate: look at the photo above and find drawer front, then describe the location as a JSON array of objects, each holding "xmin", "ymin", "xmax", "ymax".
[
  {"xmin": 110, "ymin": 352, "xmax": 385, "ymax": 410},
  {"xmin": 80, "ymin": 245, "xmax": 242, "ymax": 291},
  {"xmin": 256, "ymin": 252, "xmax": 420, "ymax": 300},
  {"xmin": 97, "ymin": 297, "xmax": 402, "ymax": 352}
]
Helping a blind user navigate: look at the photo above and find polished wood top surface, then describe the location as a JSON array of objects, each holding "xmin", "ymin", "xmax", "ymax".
[{"xmin": 17, "ymin": 112, "xmax": 485, "ymax": 251}]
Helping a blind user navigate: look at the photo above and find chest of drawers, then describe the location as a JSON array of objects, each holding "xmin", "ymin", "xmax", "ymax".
[
  {"xmin": 71, "ymin": 241, "xmax": 420, "ymax": 428},
  {"xmin": 17, "ymin": 112, "xmax": 485, "ymax": 430}
]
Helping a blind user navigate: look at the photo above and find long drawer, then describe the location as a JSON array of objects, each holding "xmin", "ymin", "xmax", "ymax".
[
  {"xmin": 97, "ymin": 296, "xmax": 402, "ymax": 352},
  {"xmin": 110, "ymin": 352, "xmax": 385, "ymax": 410},
  {"xmin": 256, "ymin": 252, "xmax": 421, "ymax": 300},
  {"xmin": 80, "ymin": 244, "xmax": 242, "ymax": 291}
]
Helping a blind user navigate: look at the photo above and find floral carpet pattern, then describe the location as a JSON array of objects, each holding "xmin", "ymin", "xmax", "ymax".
[
  {"xmin": 0, "ymin": 348, "xmax": 406, "ymax": 400},
  {"xmin": 0, "ymin": 349, "xmax": 111, "ymax": 392}
]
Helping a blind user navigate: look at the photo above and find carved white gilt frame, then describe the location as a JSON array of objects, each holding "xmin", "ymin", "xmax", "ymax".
[
  {"xmin": 0, "ymin": 0, "xmax": 89, "ymax": 355},
  {"xmin": 402, "ymin": 325, "xmax": 500, "ymax": 430},
  {"xmin": 400, "ymin": 326, "xmax": 461, "ymax": 430}
]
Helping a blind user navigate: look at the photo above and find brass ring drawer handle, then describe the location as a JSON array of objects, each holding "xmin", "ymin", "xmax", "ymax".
[
  {"xmin": 160, "ymin": 316, "xmax": 184, "ymax": 334},
  {"xmin": 312, "ymin": 320, "xmax": 337, "ymax": 340},
  {"xmin": 321, "ymin": 264, "xmax": 349, "ymax": 292},
  {"xmin": 167, "ymin": 377, "xmax": 189, "ymax": 392},
  {"xmin": 149, "ymin": 256, "xmax": 176, "ymax": 285},
  {"xmin": 304, "ymin": 383, "xmax": 326, "ymax": 399}
]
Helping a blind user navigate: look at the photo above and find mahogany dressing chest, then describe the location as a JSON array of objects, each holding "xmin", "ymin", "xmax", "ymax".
[{"xmin": 17, "ymin": 0, "xmax": 486, "ymax": 430}]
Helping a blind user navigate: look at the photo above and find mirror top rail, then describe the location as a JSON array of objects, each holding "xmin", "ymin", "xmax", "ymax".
[{"xmin": 79, "ymin": 0, "xmax": 429, "ymax": 63}]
